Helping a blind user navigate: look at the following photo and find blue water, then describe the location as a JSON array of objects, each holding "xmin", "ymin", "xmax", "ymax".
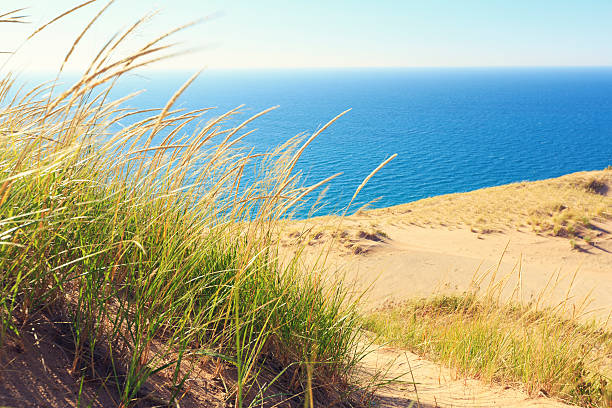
[{"xmin": 117, "ymin": 67, "xmax": 612, "ymax": 216}]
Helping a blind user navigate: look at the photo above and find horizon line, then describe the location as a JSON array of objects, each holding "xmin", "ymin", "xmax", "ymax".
[{"xmin": 17, "ymin": 64, "xmax": 612, "ymax": 75}]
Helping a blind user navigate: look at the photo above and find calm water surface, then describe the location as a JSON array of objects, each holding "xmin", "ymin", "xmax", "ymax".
[{"xmin": 113, "ymin": 67, "xmax": 612, "ymax": 216}]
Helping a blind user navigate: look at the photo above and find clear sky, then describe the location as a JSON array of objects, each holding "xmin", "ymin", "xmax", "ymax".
[{"xmin": 2, "ymin": 0, "xmax": 612, "ymax": 72}]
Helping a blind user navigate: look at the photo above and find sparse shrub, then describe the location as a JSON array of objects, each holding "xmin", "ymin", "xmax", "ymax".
[
  {"xmin": 375, "ymin": 229, "xmax": 389, "ymax": 239},
  {"xmin": 553, "ymin": 224, "xmax": 567, "ymax": 237},
  {"xmin": 357, "ymin": 229, "xmax": 386, "ymax": 242},
  {"xmin": 582, "ymin": 178, "xmax": 608, "ymax": 195},
  {"xmin": 550, "ymin": 203, "xmax": 568, "ymax": 212}
]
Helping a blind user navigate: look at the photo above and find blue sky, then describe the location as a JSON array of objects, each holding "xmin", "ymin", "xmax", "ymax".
[{"xmin": 2, "ymin": 0, "xmax": 612, "ymax": 71}]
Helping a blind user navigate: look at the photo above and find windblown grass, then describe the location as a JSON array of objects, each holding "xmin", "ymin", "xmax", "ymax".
[
  {"xmin": 0, "ymin": 3, "xmax": 365, "ymax": 407},
  {"xmin": 364, "ymin": 290, "xmax": 612, "ymax": 407}
]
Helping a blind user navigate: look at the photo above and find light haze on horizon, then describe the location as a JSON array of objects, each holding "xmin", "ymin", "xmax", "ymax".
[{"xmin": 2, "ymin": 0, "xmax": 612, "ymax": 72}]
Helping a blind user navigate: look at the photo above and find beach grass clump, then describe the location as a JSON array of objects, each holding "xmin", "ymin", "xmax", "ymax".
[
  {"xmin": 0, "ymin": 5, "xmax": 362, "ymax": 407},
  {"xmin": 364, "ymin": 293, "xmax": 612, "ymax": 407}
]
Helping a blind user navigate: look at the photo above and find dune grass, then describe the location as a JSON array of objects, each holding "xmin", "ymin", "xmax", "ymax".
[
  {"xmin": 364, "ymin": 290, "xmax": 612, "ymax": 407},
  {"xmin": 369, "ymin": 169, "xmax": 612, "ymax": 239},
  {"xmin": 0, "ymin": 4, "xmax": 366, "ymax": 407}
]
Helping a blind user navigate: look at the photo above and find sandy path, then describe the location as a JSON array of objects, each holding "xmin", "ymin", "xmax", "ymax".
[{"xmin": 360, "ymin": 344, "xmax": 576, "ymax": 408}]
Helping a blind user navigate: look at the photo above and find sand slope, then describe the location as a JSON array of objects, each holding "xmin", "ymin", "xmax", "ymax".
[
  {"xmin": 324, "ymin": 220, "xmax": 612, "ymax": 319},
  {"xmin": 296, "ymin": 221, "xmax": 610, "ymax": 407},
  {"xmin": 282, "ymin": 170, "xmax": 612, "ymax": 407},
  {"xmin": 284, "ymin": 169, "xmax": 612, "ymax": 319}
]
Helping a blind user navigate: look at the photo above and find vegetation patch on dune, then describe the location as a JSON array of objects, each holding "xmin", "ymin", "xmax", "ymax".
[
  {"xmin": 372, "ymin": 169, "xmax": 612, "ymax": 241},
  {"xmin": 364, "ymin": 293, "xmax": 612, "ymax": 407},
  {"xmin": 281, "ymin": 222, "xmax": 389, "ymax": 255}
]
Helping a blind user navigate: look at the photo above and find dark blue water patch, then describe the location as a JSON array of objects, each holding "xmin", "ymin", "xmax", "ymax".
[{"xmin": 17, "ymin": 68, "xmax": 612, "ymax": 217}]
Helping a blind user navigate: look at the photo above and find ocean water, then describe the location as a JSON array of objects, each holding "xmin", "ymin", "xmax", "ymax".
[{"xmin": 115, "ymin": 68, "xmax": 612, "ymax": 216}]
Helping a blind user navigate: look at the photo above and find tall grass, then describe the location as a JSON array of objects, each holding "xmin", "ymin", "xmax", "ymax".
[{"xmin": 0, "ymin": 3, "xmax": 364, "ymax": 406}]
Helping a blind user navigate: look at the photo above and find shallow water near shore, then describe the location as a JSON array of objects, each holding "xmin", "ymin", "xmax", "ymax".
[{"xmin": 42, "ymin": 67, "xmax": 612, "ymax": 217}]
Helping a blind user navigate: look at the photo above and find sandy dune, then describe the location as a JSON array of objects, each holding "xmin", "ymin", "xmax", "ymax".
[
  {"xmin": 279, "ymin": 219, "xmax": 612, "ymax": 407},
  {"xmin": 281, "ymin": 170, "xmax": 612, "ymax": 407},
  {"xmin": 323, "ymin": 220, "xmax": 612, "ymax": 320},
  {"xmin": 290, "ymin": 221, "xmax": 610, "ymax": 407},
  {"xmin": 285, "ymin": 170, "xmax": 612, "ymax": 320}
]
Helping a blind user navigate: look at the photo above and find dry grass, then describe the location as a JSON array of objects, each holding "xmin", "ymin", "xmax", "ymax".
[
  {"xmin": 367, "ymin": 169, "xmax": 612, "ymax": 237},
  {"xmin": 280, "ymin": 221, "xmax": 389, "ymax": 255}
]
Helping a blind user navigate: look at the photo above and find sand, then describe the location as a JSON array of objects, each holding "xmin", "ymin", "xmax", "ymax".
[
  {"xmin": 292, "ymin": 221, "xmax": 612, "ymax": 407},
  {"xmin": 280, "ymin": 170, "xmax": 612, "ymax": 407},
  {"xmin": 360, "ymin": 344, "xmax": 577, "ymax": 408},
  {"xmin": 282, "ymin": 220, "xmax": 611, "ymax": 407},
  {"xmin": 322, "ymin": 219, "xmax": 612, "ymax": 319}
]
